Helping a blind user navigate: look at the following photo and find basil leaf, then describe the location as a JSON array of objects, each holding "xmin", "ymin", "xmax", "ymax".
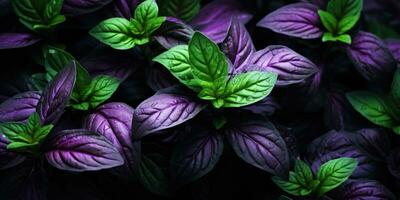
[
  {"xmin": 272, "ymin": 172, "xmax": 314, "ymax": 196},
  {"xmin": 26, "ymin": 112, "xmax": 41, "ymax": 132},
  {"xmin": 316, "ymin": 157, "xmax": 358, "ymax": 196},
  {"xmin": 153, "ymin": 45, "xmax": 199, "ymax": 90},
  {"xmin": 189, "ymin": 32, "xmax": 228, "ymax": 98},
  {"xmin": 11, "ymin": 0, "xmax": 65, "ymax": 32},
  {"xmin": 337, "ymin": 15, "xmax": 359, "ymax": 34},
  {"xmin": 327, "ymin": 0, "xmax": 363, "ymax": 19},
  {"xmin": 318, "ymin": 10, "xmax": 338, "ymax": 33},
  {"xmin": 7, "ymin": 142, "xmax": 38, "ymax": 152},
  {"xmin": 322, "ymin": 33, "xmax": 351, "ymax": 44},
  {"xmin": 336, "ymin": 34, "xmax": 351, "ymax": 44},
  {"xmin": 159, "ymin": 0, "xmax": 200, "ymax": 22},
  {"xmin": 134, "ymin": 0, "xmax": 165, "ymax": 35},
  {"xmin": 90, "ymin": 18, "xmax": 142, "ymax": 50},
  {"xmin": 0, "ymin": 122, "xmax": 28, "ymax": 143},
  {"xmin": 222, "ymin": 71, "xmax": 277, "ymax": 108},
  {"xmin": 294, "ymin": 160, "xmax": 314, "ymax": 185},
  {"xmin": 346, "ymin": 91, "xmax": 397, "ymax": 128}
]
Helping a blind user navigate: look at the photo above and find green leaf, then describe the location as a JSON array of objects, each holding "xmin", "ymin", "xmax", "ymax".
[
  {"xmin": 189, "ymin": 32, "xmax": 228, "ymax": 96},
  {"xmin": 212, "ymin": 115, "xmax": 227, "ymax": 130},
  {"xmin": 322, "ymin": 33, "xmax": 351, "ymax": 44},
  {"xmin": 367, "ymin": 20, "xmax": 400, "ymax": 39},
  {"xmin": 392, "ymin": 126, "xmax": 400, "ymax": 135},
  {"xmin": 30, "ymin": 73, "xmax": 47, "ymax": 91},
  {"xmin": 272, "ymin": 174, "xmax": 313, "ymax": 197},
  {"xmin": 134, "ymin": 0, "xmax": 159, "ymax": 24},
  {"xmin": 222, "ymin": 71, "xmax": 277, "ymax": 108},
  {"xmin": 294, "ymin": 160, "xmax": 314, "ymax": 185},
  {"xmin": 26, "ymin": 112, "xmax": 41, "ymax": 132},
  {"xmin": 0, "ymin": 122, "xmax": 29, "ymax": 143},
  {"xmin": 159, "ymin": 0, "xmax": 200, "ymax": 22},
  {"xmin": 11, "ymin": 0, "xmax": 65, "ymax": 32},
  {"xmin": 90, "ymin": 18, "xmax": 143, "ymax": 50},
  {"xmin": 72, "ymin": 75, "xmax": 120, "ymax": 110},
  {"xmin": 316, "ymin": 157, "xmax": 358, "ymax": 196},
  {"xmin": 7, "ymin": 141, "xmax": 39, "ymax": 152},
  {"xmin": 336, "ymin": 34, "xmax": 352, "ymax": 44},
  {"xmin": 318, "ymin": 10, "xmax": 338, "ymax": 33},
  {"xmin": 145, "ymin": 16, "xmax": 166, "ymax": 35},
  {"xmin": 138, "ymin": 155, "xmax": 169, "ymax": 196},
  {"xmin": 337, "ymin": 15, "xmax": 359, "ymax": 34},
  {"xmin": 153, "ymin": 45, "xmax": 199, "ymax": 90},
  {"xmin": 327, "ymin": 0, "xmax": 363, "ymax": 19},
  {"xmin": 198, "ymin": 76, "xmax": 228, "ymax": 104},
  {"xmin": 391, "ymin": 69, "xmax": 400, "ymax": 101},
  {"xmin": 346, "ymin": 91, "xmax": 397, "ymax": 128},
  {"xmin": 33, "ymin": 124, "xmax": 53, "ymax": 142}
]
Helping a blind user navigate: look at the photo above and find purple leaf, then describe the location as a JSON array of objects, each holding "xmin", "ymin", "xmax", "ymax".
[
  {"xmin": 221, "ymin": 17, "xmax": 255, "ymax": 73},
  {"xmin": 62, "ymin": 0, "xmax": 112, "ymax": 16},
  {"xmin": 0, "ymin": 33, "xmax": 40, "ymax": 49},
  {"xmin": 111, "ymin": 0, "xmax": 138, "ymax": 19},
  {"xmin": 257, "ymin": 3, "xmax": 323, "ymax": 39},
  {"xmin": 190, "ymin": 0, "xmax": 253, "ymax": 43},
  {"xmin": 133, "ymin": 91, "xmax": 206, "ymax": 139},
  {"xmin": 145, "ymin": 64, "xmax": 177, "ymax": 91},
  {"xmin": 0, "ymin": 136, "xmax": 25, "ymax": 170},
  {"xmin": 0, "ymin": 91, "xmax": 40, "ymax": 123},
  {"xmin": 37, "ymin": 61, "xmax": 76, "ymax": 125},
  {"xmin": 338, "ymin": 180, "xmax": 396, "ymax": 200},
  {"xmin": 84, "ymin": 102, "xmax": 140, "ymax": 176},
  {"xmin": 247, "ymin": 45, "xmax": 318, "ymax": 86},
  {"xmin": 388, "ymin": 147, "xmax": 400, "ymax": 179},
  {"xmin": 346, "ymin": 31, "xmax": 397, "ymax": 81},
  {"xmin": 80, "ymin": 47, "xmax": 136, "ymax": 82},
  {"xmin": 307, "ymin": 130, "xmax": 379, "ymax": 179},
  {"xmin": 323, "ymin": 90, "xmax": 358, "ymax": 130},
  {"xmin": 225, "ymin": 120, "xmax": 290, "ymax": 178},
  {"xmin": 241, "ymin": 96, "xmax": 279, "ymax": 116},
  {"xmin": 45, "ymin": 129, "xmax": 124, "ymax": 172},
  {"xmin": 386, "ymin": 39, "xmax": 400, "ymax": 63},
  {"xmin": 170, "ymin": 131, "xmax": 224, "ymax": 184},
  {"xmin": 154, "ymin": 18, "xmax": 194, "ymax": 49}
]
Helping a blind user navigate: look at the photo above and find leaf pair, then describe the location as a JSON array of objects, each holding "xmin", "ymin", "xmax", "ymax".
[
  {"xmin": 11, "ymin": 0, "xmax": 65, "ymax": 32},
  {"xmin": 272, "ymin": 158, "xmax": 358, "ymax": 197},
  {"xmin": 0, "ymin": 112, "xmax": 53, "ymax": 152},
  {"xmin": 154, "ymin": 32, "xmax": 277, "ymax": 108},
  {"xmin": 318, "ymin": 0, "xmax": 363, "ymax": 44},
  {"xmin": 347, "ymin": 69, "xmax": 400, "ymax": 134},
  {"xmin": 90, "ymin": 0, "xmax": 166, "ymax": 50}
]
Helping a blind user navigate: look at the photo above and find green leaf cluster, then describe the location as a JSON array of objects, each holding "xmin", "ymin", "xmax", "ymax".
[
  {"xmin": 153, "ymin": 32, "xmax": 277, "ymax": 108},
  {"xmin": 347, "ymin": 69, "xmax": 400, "ymax": 134},
  {"xmin": 0, "ymin": 112, "xmax": 53, "ymax": 152},
  {"xmin": 272, "ymin": 158, "xmax": 358, "ymax": 197},
  {"xmin": 318, "ymin": 0, "xmax": 363, "ymax": 44},
  {"xmin": 89, "ymin": 0, "xmax": 166, "ymax": 50}
]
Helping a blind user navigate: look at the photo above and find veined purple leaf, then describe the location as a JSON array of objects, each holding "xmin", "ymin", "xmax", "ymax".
[
  {"xmin": 0, "ymin": 91, "xmax": 40, "ymax": 123},
  {"xmin": 112, "ymin": 0, "xmax": 138, "ymax": 19},
  {"xmin": 37, "ymin": 61, "xmax": 76, "ymax": 125},
  {"xmin": 80, "ymin": 47, "xmax": 136, "ymax": 82},
  {"xmin": 0, "ymin": 33, "xmax": 40, "ymax": 49},
  {"xmin": 154, "ymin": 18, "xmax": 194, "ymax": 49},
  {"xmin": 145, "ymin": 64, "xmax": 177, "ymax": 91},
  {"xmin": 225, "ymin": 120, "xmax": 290, "ymax": 178},
  {"xmin": 221, "ymin": 17, "xmax": 255, "ymax": 72},
  {"xmin": 339, "ymin": 180, "xmax": 396, "ymax": 200},
  {"xmin": 0, "ymin": 136, "xmax": 25, "ymax": 170},
  {"xmin": 323, "ymin": 90, "xmax": 357, "ymax": 130},
  {"xmin": 45, "ymin": 129, "xmax": 124, "ymax": 172},
  {"xmin": 133, "ymin": 91, "xmax": 206, "ymax": 139},
  {"xmin": 247, "ymin": 45, "xmax": 318, "ymax": 86},
  {"xmin": 257, "ymin": 3, "xmax": 323, "ymax": 39},
  {"xmin": 170, "ymin": 131, "xmax": 224, "ymax": 184},
  {"xmin": 62, "ymin": 0, "xmax": 113, "ymax": 15},
  {"xmin": 307, "ymin": 130, "xmax": 379, "ymax": 179},
  {"xmin": 386, "ymin": 39, "xmax": 400, "ymax": 63},
  {"xmin": 241, "ymin": 96, "xmax": 279, "ymax": 116},
  {"xmin": 190, "ymin": 0, "xmax": 253, "ymax": 43},
  {"xmin": 85, "ymin": 102, "xmax": 140, "ymax": 176},
  {"xmin": 346, "ymin": 31, "xmax": 396, "ymax": 81}
]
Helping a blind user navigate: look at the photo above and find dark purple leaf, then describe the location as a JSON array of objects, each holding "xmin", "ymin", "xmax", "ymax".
[
  {"xmin": 388, "ymin": 147, "xmax": 400, "ymax": 179},
  {"xmin": 37, "ymin": 61, "xmax": 76, "ymax": 125},
  {"xmin": 0, "ymin": 91, "xmax": 40, "ymax": 123},
  {"xmin": 133, "ymin": 91, "xmax": 206, "ymax": 139},
  {"xmin": 62, "ymin": 0, "xmax": 112, "ymax": 16},
  {"xmin": 346, "ymin": 31, "xmax": 397, "ymax": 81},
  {"xmin": 190, "ymin": 0, "xmax": 253, "ymax": 43},
  {"xmin": 146, "ymin": 62, "xmax": 177, "ymax": 91},
  {"xmin": 170, "ymin": 131, "xmax": 224, "ymax": 184},
  {"xmin": 338, "ymin": 180, "xmax": 395, "ymax": 200},
  {"xmin": 45, "ymin": 129, "xmax": 124, "ymax": 172},
  {"xmin": 19, "ymin": 166, "xmax": 48, "ymax": 200},
  {"xmin": 0, "ymin": 33, "xmax": 40, "ymax": 49},
  {"xmin": 247, "ymin": 45, "xmax": 318, "ymax": 86},
  {"xmin": 307, "ymin": 130, "xmax": 379, "ymax": 179},
  {"xmin": 111, "ymin": 0, "xmax": 138, "ymax": 19},
  {"xmin": 221, "ymin": 17, "xmax": 255, "ymax": 73},
  {"xmin": 225, "ymin": 120, "xmax": 290, "ymax": 178},
  {"xmin": 345, "ymin": 128, "xmax": 391, "ymax": 162},
  {"xmin": 0, "ymin": 136, "xmax": 25, "ymax": 170},
  {"xmin": 154, "ymin": 18, "xmax": 194, "ymax": 49},
  {"xmin": 323, "ymin": 90, "xmax": 357, "ymax": 130},
  {"xmin": 257, "ymin": 3, "xmax": 323, "ymax": 39},
  {"xmin": 241, "ymin": 96, "xmax": 279, "ymax": 116},
  {"xmin": 84, "ymin": 102, "xmax": 140, "ymax": 176},
  {"xmin": 81, "ymin": 47, "xmax": 136, "ymax": 81},
  {"xmin": 386, "ymin": 39, "xmax": 400, "ymax": 63}
]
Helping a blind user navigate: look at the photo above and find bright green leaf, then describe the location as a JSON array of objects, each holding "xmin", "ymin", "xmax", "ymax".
[
  {"xmin": 0, "ymin": 122, "xmax": 29, "ymax": 143},
  {"xmin": 337, "ymin": 15, "xmax": 359, "ymax": 34},
  {"xmin": 145, "ymin": 16, "xmax": 166, "ymax": 35},
  {"xmin": 327, "ymin": 0, "xmax": 363, "ymax": 19},
  {"xmin": 346, "ymin": 91, "xmax": 397, "ymax": 128},
  {"xmin": 272, "ymin": 174, "xmax": 312, "ymax": 197},
  {"xmin": 316, "ymin": 157, "xmax": 358, "ymax": 196},
  {"xmin": 134, "ymin": 0, "xmax": 159, "ymax": 25},
  {"xmin": 336, "ymin": 34, "xmax": 352, "ymax": 44},
  {"xmin": 26, "ymin": 112, "xmax": 41, "ymax": 132},
  {"xmin": 222, "ymin": 71, "xmax": 277, "ymax": 108},
  {"xmin": 294, "ymin": 160, "xmax": 314, "ymax": 185},
  {"xmin": 33, "ymin": 124, "xmax": 53, "ymax": 142},
  {"xmin": 159, "ymin": 0, "xmax": 200, "ymax": 22},
  {"xmin": 318, "ymin": 10, "xmax": 338, "ymax": 33},
  {"xmin": 7, "ymin": 141, "xmax": 39, "ymax": 152}
]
